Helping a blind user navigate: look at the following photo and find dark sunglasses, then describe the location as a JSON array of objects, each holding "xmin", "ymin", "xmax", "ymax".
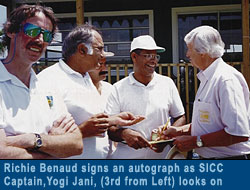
[{"xmin": 23, "ymin": 23, "xmax": 53, "ymax": 43}]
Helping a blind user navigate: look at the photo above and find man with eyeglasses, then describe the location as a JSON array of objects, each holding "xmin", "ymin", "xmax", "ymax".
[
  {"xmin": 105, "ymin": 35, "xmax": 186, "ymax": 159},
  {"xmin": 0, "ymin": 4, "xmax": 83, "ymax": 158},
  {"xmin": 38, "ymin": 24, "xmax": 145, "ymax": 159}
]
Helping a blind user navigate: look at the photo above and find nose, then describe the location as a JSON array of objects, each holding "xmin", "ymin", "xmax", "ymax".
[
  {"xmin": 100, "ymin": 56, "xmax": 106, "ymax": 63},
  {"xmin": 36, "ymin": 33, "xmax": 44, "ymax": 43},
  {"xmin": 100, "ymin": 49, "xmax": 105, "ymax": 59},
  {"xmin": 102, "ymin": 62, "xmax": 107, "ymax": 69},
  {"xmin": 95, "ymin": 56, "xmax": 107, "ymax": 70}
]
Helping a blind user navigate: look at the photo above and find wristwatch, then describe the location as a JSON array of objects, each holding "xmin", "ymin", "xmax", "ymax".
[
  {"xmin": 196, "ymin": 136, "xmax": 203, "ymax": 148},
  {"xmin": 34, "ymin": 133, "xmax": 43, "ymax": 150}
]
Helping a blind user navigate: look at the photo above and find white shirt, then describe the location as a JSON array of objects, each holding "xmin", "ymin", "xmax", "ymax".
[
  {"xmin": 38, "ymin": 59, "xmax": 110, "ymax": 159},
  {"xmin": 99, "ymin": 81, "xmax": 114, "ymax": 111},
  {"xmin": 191, "ymin": 58, "xmax": 250, "ymax": 158},
  {"xmin": 0, "ymin": 61, "xmax": 68, "ymax": 136},
  {"xmin": 105, "ymin": 72, "xmax": 185, "ymax": 159},
  {"xmin": 98, "ymin": 81, "xmax": 116, "ymax": 158}
]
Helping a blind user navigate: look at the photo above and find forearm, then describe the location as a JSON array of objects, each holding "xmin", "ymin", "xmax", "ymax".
[
  {"xmin": 201, "ymin": 129, "xmax": 249, "ymax": 147},
  {"xmin": 6, "ymin": 130, "xmax": 83, "ymax": 158},
  {"xmin": 172, "ymin": 115, "xmax": 186, "ymax": 127},
  {"xmin": 108, "ymin": 126, "xmax": 128, "ymax": 142},
  {"xmin": 6, "ymin": 133, "xmax": 35, "ymax": 149},
  {"xmin": 174, "ymin": 123, "xmax": 191, "ymax": 136},
  {"xmin": 0, "ymin": 144, "xmax": 53, "ymax": 159},
  {"xmin": 40, "ymin": 128, "xmax": 83, "ymax": 158},
  {"xmin": 181, "ymin": 123, "xmax": 191, "ymax": 135}
]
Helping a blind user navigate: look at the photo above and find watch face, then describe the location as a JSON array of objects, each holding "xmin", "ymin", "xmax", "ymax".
[
  {"xmin": 197, "ymin": 141, "xmax": 203, "ymax": 147},
  {"xmin": 36, "ymin": 139, "xmax": 42, "ymax": 147}
]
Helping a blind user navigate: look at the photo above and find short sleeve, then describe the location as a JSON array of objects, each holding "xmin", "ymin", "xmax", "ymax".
[
  {"xmin": 169, "ymin": 80, "xmax": 185, "ymax": 118},
  {"xmin": 219, "ymin": 79, "xmax": 249, "ymax": 136},
  {"xmin": 105, "ymin": 87, "xmax": 121, "ymax": 115}
]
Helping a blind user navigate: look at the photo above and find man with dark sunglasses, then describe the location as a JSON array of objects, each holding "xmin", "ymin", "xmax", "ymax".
[
  {"xmin": 23, "ymin": 22, "xmax": 53, "ymax": 43},
  {"xmin": 105, "ymin": 35, "xmax": 186, "ymax": 159},
  {"xmin": 0, "ymin": 4, "xmax": 83, "ymax": 158}
]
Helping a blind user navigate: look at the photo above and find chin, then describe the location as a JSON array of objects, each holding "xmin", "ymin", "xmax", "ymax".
[
  {"xmin": 30, "ymin": 57, "xmax": 40, "ymax": 63},
  {"xmin": 100, "ymin": 76, "xmax": 106, "ymax": 81}
]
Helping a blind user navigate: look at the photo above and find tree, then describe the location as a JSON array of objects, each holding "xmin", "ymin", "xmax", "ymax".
[{"xmin": 0, "ymin": 29, "xmax": 7, "ymax": 55}]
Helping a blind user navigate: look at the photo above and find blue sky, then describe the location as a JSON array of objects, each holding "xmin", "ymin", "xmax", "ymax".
[{"xmin": 0, "ymin": 5, "xmax": 7, "ymax": 30}]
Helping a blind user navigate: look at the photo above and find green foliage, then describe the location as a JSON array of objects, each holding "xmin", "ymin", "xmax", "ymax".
[{"xmin": 0, "ymin": 29, "xmax": 6, "ymax": 54}]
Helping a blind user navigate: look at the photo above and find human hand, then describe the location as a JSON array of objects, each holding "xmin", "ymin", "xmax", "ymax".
[
  {"xmin": 149, "ymin": 126, "xmax": 173, "ymax": 153},
  {"xmin": 79, "ymin": 113, "xmax": 111, "ymax": 138},
  {"xmin": 173, "ymin": 135, "xmax": 196, "ymax": 152},
  {"xmin": 108, "ymin": 112, "xmax": 145, "ymax": 126},
  {"xmin": 151, "ymin": 142, "xmax": 170, "ymax": 153},
  {"xmin": 121, "ymin": 129, "xmax": 151, "ymax": 149},
  {"xmin": 49, "ymin": 115, "xmax": 77, "ymax": 135},
  {"xmin": 160, "ymin": 126, "xmax": 182, "ymax": 140}
]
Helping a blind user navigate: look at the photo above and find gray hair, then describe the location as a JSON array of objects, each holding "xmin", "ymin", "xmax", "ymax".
[
  {"xmin": 184, "ymin": 25, "xmax": 225, "ymax": 58},
  {"xmin": 62, "ymin": 23, "xmax": 100, "ymax": 61}
]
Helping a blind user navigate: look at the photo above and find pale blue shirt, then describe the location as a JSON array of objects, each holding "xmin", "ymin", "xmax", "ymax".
[{"xmin": 191, "ymin": 58, "xmax": 250, "ymax": 158}]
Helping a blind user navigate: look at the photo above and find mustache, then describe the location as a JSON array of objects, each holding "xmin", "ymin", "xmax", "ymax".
[
  {"xmin": 99, "ymin": 71, "xmax": 108, "ymax": 75},
  {"xmin": 26, "ymin": 41, "xmax": 43, "ymax": 49}
]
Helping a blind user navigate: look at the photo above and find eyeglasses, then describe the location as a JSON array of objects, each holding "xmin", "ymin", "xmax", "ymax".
[
  {"xmin": 93, "ymin": 46, "xmax": 104, "ymax": 53},
  {"xmin": 23, "ymin": 23, "xmax": 53, "ymax": 43},
  {"xmin": 139, "ymin": 54, "xmax": 160, "ymax": 62}
]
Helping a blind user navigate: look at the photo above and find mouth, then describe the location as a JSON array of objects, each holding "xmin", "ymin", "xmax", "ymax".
[
  {"xmin": 99, "ymin": 71, "xmax": 108, "ymax": 76},
  {"xmin": 145, "ymin": 63, "xmax": 156, "ymax": 70},
  {"xmin": 29, "ymin": 47, "xmax": 41, "ymax": 52},
  {"xmin": 27, "ymin": 42, "xmax": 43, "ymax": 53}
]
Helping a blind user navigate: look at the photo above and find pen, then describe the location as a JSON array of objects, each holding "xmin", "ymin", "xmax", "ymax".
[
  {"xmin": 162, "ymin": 118, "xmax": 171, "ymax": 132},
  {"xmin": 155, "ymin": 118, "xmax": 171, "ymax": 141}
]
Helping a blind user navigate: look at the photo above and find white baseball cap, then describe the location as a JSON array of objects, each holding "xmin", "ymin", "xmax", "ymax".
[{"xmin": 130, "ymin": 35, "xmax": 165, "ymax": 53}]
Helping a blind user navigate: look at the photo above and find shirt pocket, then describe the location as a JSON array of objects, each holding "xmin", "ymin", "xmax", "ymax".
[{"xmin": 196, "ymin": 101, "xmax": 212, "ymax": 124}]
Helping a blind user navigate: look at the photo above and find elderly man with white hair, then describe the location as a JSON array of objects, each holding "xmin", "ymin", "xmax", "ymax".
[{"xmin": 163, "ymin": 25, "xmax": 250, "ymax": 159}]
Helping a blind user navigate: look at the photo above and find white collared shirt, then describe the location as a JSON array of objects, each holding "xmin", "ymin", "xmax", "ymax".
[
  {"xmin": 105, "ymin": 72, "xmax": 185, "ymax": 159},
  {"xmin": 191, "ymin": 58, "xmax": 250, "ymax": 158},
  {"xmin": 38, "ymin": 59, "xmax": 110, "ymax": 159},
  {"xmin": 0, "ymin": 61, "xmax": 68, "ymax": 136}
]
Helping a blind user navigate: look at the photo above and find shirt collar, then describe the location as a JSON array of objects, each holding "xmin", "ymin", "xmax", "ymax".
[
  {"xmin": 197, "ymin": 57, "xmax": 221, "ymax": 82},
  {"xmin": 0, "ymin": 61, "xmax": 11, "ymax": 82},
  {"xmin": 59, "ymin": 58, "xmax": 88, "ymax": 78},
  {"xmin": 128, "ymin": 71, "xmax": 157, "ymax": 87},
  {"xmin": 59, "ymin": 58, "xmax": 93, "ymax": 84},
  {"xmin": 0, "ymin": 61, "xmax": 38, "ymax": 88}
]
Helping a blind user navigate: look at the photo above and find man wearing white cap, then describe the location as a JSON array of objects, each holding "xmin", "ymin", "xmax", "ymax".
[
  {"xmin": 38, "ymin": 24, "xmax": 144, "ymax": 158},
  {"xmin": 105, "ymin": 35, "xmax": 186, "ymax": 159}
]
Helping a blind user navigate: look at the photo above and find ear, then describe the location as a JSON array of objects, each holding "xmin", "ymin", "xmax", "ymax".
[
  {"xmin": 131, "ymin": 52, "xmax": 137, "ymax": 62},
  {"xmin": 7, "ymin": 32, "xmax": 17, "ymax": 39},
  {"xmin": 78, "ymin": 43, "xmax": 88, "ymax": 55},
  {"xmin": 200, "ymin": 53, "xmax": 207, "ymax": 59}
]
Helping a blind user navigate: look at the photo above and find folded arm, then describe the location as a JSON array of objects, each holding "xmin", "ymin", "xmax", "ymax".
[
  {"xmin": 0, "ymin": 129, "xmax": 54, "ymax": 159},
  {"xmin": 4, "ymin": 115, "xmax": 83, "ymax": 158}
]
